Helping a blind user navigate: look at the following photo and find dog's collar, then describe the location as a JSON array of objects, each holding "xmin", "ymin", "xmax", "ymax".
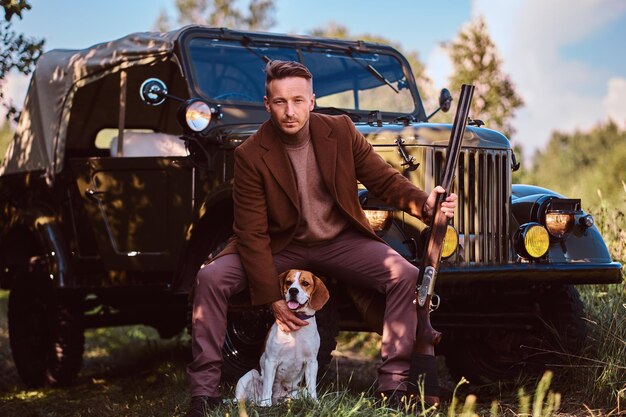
[{"xmin": 295, "ymin": 312, "xmax": 315, "ymax": 320}]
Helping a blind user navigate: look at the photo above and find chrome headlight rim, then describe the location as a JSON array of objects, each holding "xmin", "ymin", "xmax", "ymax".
[
  {"xmin": 178, "ymin": 98, "xmax": 212, "ymax": 133},
  {"xmin": 536, "ymin": 197, "xmax": 582, "ymax": 240},
  {"xmin": 544, "ymin": 209, "xmax": 576, "ymax": 239}
]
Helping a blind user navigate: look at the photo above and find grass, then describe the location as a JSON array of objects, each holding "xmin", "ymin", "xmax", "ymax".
[
  {"xmin": 572, "ymin": 197, "xmax": 626, "ymax": 412},
  {"xmin": 0, "ymin": 196, "xmax": 623, "ymax": 416},
  {"xmin": 0, "ymin": 287, "xmax": 622, "ymax": 417}
]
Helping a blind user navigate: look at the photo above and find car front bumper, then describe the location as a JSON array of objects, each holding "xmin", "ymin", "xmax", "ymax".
[{"xmin": 435, "ymin": 261, "xmax": 623, "ymax": 286}]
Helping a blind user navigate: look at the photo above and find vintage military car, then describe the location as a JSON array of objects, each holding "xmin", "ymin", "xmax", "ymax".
[{"xmin": 0, "ymin": 26, "xmax": 621, "ymax": 388}]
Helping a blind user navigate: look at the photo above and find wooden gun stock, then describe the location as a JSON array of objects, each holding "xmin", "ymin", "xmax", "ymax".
[{"xmin": 408, "ymin": 84, "xmax": 475, "ymax": 405}]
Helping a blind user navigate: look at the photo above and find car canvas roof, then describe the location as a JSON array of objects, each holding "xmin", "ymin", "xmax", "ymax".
[{"xmin": 0, "ymin": 27, "xmax": 186, "ymax": 177}]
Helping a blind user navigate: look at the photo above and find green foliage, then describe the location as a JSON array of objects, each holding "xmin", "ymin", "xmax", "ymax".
[
  {"xmin": 525, "ymin": 123, "xmax": 626, "ymax": 410},
  {"xmin": 526, "ymin": 120, "xmax": 626, "ymax": 212},
  {"xmin": 445, "ymin": 16, "xmax": 523, "ymax": 139},
  {"xmin": 0, "ymin": 0, "xmax": 43, "ymax": 122},
  {"xmin": 577, "ymin": 203, "xmax": 626, "ymax": 409},
  {"xmin": 336, "ymin": 331, "xmax": 381, "ymax": 358},
  {"xmin": 578, "ymin": 283, "xmax": 626, "ymax": 408},
  {"xmin": 154, "ymin": 0, "xmax": 276, "ymax": 32}
]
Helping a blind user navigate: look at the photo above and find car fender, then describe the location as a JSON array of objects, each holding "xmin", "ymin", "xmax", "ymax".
[
  {"xmin": 171, "ymin": 181, "xmax": 235, "ymax": 293},
  {"xmin": 511, "ymin": 184, "xmax": 612, "ymax": 263},
  {"xmin": 0, "ymin": 206, "xmax": 72, "ymax": 289}
]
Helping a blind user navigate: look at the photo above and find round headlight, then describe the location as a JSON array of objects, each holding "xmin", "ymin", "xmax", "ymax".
[
  {"xmin": 545, "ymin": 211, "xmax": 575, "ymax": 238},
  {"xmin": 183, "ymin": 100, "xmax": 212, "ymax": 132},
  {"xmin": 515, "ymin": 223, "xmax": 550, "ymax": 259},
  {"xmin": 441, "ymin": 225, "xmax": 458, "ymax": 258}
]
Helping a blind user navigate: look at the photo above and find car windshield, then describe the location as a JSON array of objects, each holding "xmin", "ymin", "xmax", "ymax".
[{"xmin": 187, "ymin": 38, "xmax": 416, "ymax": 114}]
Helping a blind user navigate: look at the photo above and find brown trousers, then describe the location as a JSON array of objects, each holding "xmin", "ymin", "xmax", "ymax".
[{"xmin": 187, "ymin": 228, "xmax": 418, "ymax": 397}]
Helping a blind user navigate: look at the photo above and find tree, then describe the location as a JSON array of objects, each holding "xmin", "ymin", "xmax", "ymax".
[
  {"xmin": 526, "ymin": 120, "xmax": 626, "ymax": 210},
  {"xmin": 154, "ymin": 0, "xmax": 275, "ymax": 32},
  {"xmin": 446, "ymin": 16, "xmax": 522, "ymax": 139},
  {"xmin": 309, "ymin": 21, "xmax": 437, "ymax": 115},
  {"xmin": 1, "ymin": 0, "xmax": 44, "ymax": 122}
]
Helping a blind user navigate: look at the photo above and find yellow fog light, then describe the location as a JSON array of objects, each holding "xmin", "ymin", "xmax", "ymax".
[
  {"xmin": 441, "ymin": 225, "xmax": 458, "ymax": 258},
  {"xmin": 545, "ymin": 211, "xmax": 575, "ymax": 238},
  {"xmin": 364, "ymin": 210, "xmax": 392, "ymax": 232},
  {"xmin": 515, "ymin": 223, "xmax": 550, "ymax": 259}
]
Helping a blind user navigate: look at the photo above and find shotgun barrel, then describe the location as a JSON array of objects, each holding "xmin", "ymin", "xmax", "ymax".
[{"xmin": 408, "ymin": 84, "xmax": 475, "ymax": 405}]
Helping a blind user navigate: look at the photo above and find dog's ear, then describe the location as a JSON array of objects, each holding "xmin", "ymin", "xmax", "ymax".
[
  {"xmin": 309, "ymin": 274, "xmax": 330, "ymax": 311},
  {"xmin": 277, "ymin": 270, "xmax": 290, "ymax": 294}
]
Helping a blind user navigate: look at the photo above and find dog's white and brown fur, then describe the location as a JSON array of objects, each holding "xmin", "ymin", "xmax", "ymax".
[{"xmin": 235, "ymin": 270, "xmax": 329, "ymax": 406}]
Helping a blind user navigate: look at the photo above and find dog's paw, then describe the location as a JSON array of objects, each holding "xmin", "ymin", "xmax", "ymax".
[{"xmin": 258, "ymin": 398, "xmax": 272, "ymax": 407}]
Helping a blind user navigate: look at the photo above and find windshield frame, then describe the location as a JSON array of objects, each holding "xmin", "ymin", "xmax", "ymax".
[{"xmin": 177, "ymin": 28, "xmax": 427, "ymax": 123}]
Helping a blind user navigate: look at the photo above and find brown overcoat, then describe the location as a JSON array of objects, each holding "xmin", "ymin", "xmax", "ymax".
[{"xmin": 220, "ymin": 112, "xmax": 429, "ymax": 305}]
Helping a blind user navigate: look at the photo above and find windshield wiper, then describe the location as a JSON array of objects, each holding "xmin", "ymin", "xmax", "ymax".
[
  {"xmin": 313, "ymin": 106, "xmax": 362, "ymax": 121},
  {"xmin": 240, "ymin": 36, "xmax": 271, "ymax": 63},
  {"xmin": 366, "ymin": 64, "xmax": 399, "ymax": 94},
  {"xmin": 302, "ymin": 40, "xmax": 400, "ymax": 95}
]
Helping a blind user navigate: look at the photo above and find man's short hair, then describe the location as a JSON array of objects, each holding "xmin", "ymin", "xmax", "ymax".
[{"xmin": 265, "ymin": 60, "xmax": 313, "ymax": 96}]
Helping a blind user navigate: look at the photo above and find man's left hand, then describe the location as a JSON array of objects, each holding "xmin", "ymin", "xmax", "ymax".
[{"xmin": 424, "ymin": 186, "xmax": 458, "ymax": 221}]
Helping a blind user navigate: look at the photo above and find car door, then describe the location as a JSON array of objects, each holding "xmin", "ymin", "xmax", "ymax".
[{"xmin": 70, "ymin": 156, "xmax": 193, "ymax": 275}]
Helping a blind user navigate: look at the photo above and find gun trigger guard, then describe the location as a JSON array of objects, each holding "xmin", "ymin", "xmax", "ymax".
[{"xmin": 430, "ymin": 294, "xmax": 440, "ymax": 312}]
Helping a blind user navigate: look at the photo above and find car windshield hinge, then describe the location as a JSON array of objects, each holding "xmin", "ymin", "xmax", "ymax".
[
  {"xmin": 467, "ymin": 117, "xmax": 484, "ymax": 127},
  {"xmin": 393, "ymin": 115, "xmax": 415, "ymax": 126},
  {"xmin": 368, "ymin": 110, "xmax": 383, "ymax": 127}
]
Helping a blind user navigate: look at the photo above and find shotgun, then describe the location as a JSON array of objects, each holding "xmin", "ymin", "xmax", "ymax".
[{"xmin": 408, "ymin": 84, "xmax": 475, "ymax": 405}]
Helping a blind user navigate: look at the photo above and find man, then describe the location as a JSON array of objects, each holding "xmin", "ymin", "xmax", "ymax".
[{"xmin": 185, "ymin": 60, "xmax": 457, "ymax": 416}]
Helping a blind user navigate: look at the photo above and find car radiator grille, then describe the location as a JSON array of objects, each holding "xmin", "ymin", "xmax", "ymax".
[{"xmin": 430, "ymin": 147, "xmax": 511, "ymax": 265}]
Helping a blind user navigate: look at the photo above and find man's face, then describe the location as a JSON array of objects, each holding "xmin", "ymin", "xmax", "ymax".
[{"xmin": 264, "ymin": 76, "xmax": 315, "ymax": 136}]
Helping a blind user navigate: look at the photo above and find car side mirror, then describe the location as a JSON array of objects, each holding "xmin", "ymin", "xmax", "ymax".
[
  {"xmin": 139, "ymin": 78, "xmax": 222, "ymax": 132},
  {"xmin": 425, "ymin": 88, "xmax": 453, "ymax": 121},
  {"xmin": 439, "ymin": 88, "xmax": 452, "ymax": 113},
  {"xmin": 140, "ymin": 78, "xmax": 168, "ymax": 106}
]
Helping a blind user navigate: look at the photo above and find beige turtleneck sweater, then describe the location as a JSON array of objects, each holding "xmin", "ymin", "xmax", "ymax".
[{"xmin": 277, "ymin": 120, "xmax": 348, "ymax": 244}]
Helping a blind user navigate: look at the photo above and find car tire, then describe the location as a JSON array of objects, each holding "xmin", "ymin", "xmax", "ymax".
[
  {"xmin": 220, "ymin": 308, "xmax": 273, "ymax": 382},
  {"xmin": 8, "ymin": 273, "xmax": 84, "ymax": 388},
  {"xmin": 444, "ymin": 285, "xmax": 587, "ymax": 386}
]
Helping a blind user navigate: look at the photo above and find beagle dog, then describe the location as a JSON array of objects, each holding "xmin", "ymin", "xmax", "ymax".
[{"xmin": 235, "ymin": 269, "xmax": 330, "ymax": 406}]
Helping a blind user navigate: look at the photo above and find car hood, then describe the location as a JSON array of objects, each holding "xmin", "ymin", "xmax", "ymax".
[
  {"xmin": 216, "ymin": 120, "xmax": 512, "ymax": 151},
  {"xmin": 357, "ymin": 122, "xmax": 511, "ymax": 150}
]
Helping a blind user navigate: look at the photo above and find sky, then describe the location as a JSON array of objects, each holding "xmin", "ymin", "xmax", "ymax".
[{"xmin": 4, "ymin": 0, "xmax": 626, "ymax": 160}]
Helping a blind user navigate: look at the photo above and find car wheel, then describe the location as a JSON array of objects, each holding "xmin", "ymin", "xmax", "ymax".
[
  {"xmin": 8, "ymin": 273, "xmax": 84, "ymax": 388},
  {"xmin": 221, "ymin": 308, "xmax": 273, "ymax": 382},
  {"xmin": 220, "ymin": 286, "xmax": 339, "ymax": 382},
  {"xmin": 444, "ymin": 285, "xmax": 587, "ymax": 386}
]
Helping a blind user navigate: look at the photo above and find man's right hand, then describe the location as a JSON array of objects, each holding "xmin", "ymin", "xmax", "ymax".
[{"xmin": 271, "ymin": 299, "xmax": 309, "ymax": 333}]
